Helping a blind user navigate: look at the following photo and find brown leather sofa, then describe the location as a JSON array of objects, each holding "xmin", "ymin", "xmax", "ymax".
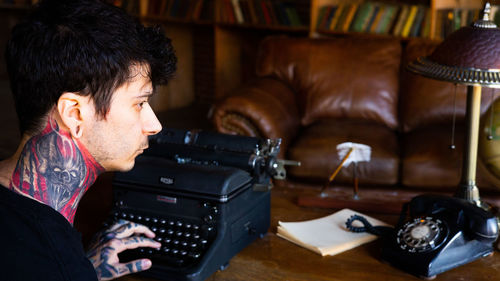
[{"xmin": 212, "ymin": 35, "xmax": 500, "ymax": 193}]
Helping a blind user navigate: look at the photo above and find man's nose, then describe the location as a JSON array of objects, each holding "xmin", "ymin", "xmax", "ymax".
[{"xmin": 142, "ymin": 103, "xmax": 162, "ymax": 136}]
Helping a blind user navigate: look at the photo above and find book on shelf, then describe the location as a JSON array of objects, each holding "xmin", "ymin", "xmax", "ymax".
[
  {"xmin": 260, "ymin": 1, "xmax": 272, "ymax": 24},
  {"xmin": 252, "ymin": 0, "xmax": 267, "ymax": 24},
  {"xmin": 245, "ymin": 0, "xmax": 259, "ymax": 24},
  {"xmin": 315, "ymin": 4, "xmax": 326, "ymax": 28},
  {"xmin": 341, "ymin": 3, "xmax": 359, "ymax": 32},
  {"xmin": 420, "ymin": 8, "xmax": 432, "ymax": 38},
  {"xmin": 231, "ymin": 0, "xmax": 244, "ymax": 23},
  {"xmin": 328, "ymin": 3, "xmax": 344, "ymax": 30},
  {"xmin": 285, "ymin": 3, "xmax": 302, "ymax": 26},
  {"xmin": 277, "ymin": 208, "xmax": 390, "ymax": 256},
  {"xmin": 333, "ymin": 3, "xmax": 350, "ymax": 31},
  {"xmin": 275, "ymin": 1, "xmax": 289, "ymax": 26},
  {"xmin": 219, "ymin": 0, "xmax": 304, "ymax": 27},
  {"xmin": 364, "ymin": 3, "xmax": 380, "ymax": 33},
  {"xmin": 315, "ymin": 1, "xmax": 430, "ymax": 38},
  {"xmin": 409, "ymin": 5, "xmax": 425, "ymax": 37},
  {"xmin": 191, "ymin": 0, "xmax": 205, "ymax": 20},
  {"xmin": 238, "ymin": 0, "xmax": 252, "ymax": 23},
  {"xmin": 108, "ymin": 0, "xmax": 140, "ymax": 15},
  {"xmin": 350, "ymin": 2, "xmax": 375, "ymax": 33},
  {"xmin": 391, "ymin": 4, "xmax": 409, "ymax": 36},
  {"xmin": 198, "ymin": 0, "xmax": 215, "ymax": 21},
  {"xmin": 368, "ymin": 4, "xmax": 384, "ymax": 33},
  {"xmin": 316, "ymin": 6, "xmax": 331, "ymax": 29},
  {"xmin": 265, "ymin": 1, "xmax": 279, "ymax": 25},
  {"xmin": 116, "ymin": 0, "xmax": 214, "ymax": 21},
  {"xmin": 377, "ymin": 4, "xmax": 399, "ymax": 34},
  {"xmin": 224, "ymin": 0, "xmax": 235, "ymax": 22},
  {"xmin": 436, "ymin": 7, "xmax": 480, "ymax": 39},
  {"xmin": 400, "ymin": 5, "xmax": 418, "ymax": 37}
]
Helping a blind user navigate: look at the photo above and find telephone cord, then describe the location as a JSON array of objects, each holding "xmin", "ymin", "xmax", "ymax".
[{"xmin": 345, "ymin": 214, "xmax": 393, "ymax": 237}]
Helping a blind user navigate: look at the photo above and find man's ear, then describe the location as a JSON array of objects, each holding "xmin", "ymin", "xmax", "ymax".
[{"xmin": 56, "ymin": 92, "xmax": 92, "ymax": 139}]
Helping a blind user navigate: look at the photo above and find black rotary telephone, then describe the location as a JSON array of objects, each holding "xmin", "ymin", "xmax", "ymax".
[{"xmin": 346, "ymin": 194, "xmax": 499, "ymax": 279}]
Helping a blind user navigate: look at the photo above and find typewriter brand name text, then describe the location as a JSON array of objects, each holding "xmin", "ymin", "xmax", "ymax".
[{"xmin": 159, "ymin": 176, "xmax": 174, "ymax": 185}]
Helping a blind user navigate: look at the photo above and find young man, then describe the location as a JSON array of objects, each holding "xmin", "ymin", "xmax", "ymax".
[{"xmin": 0, "ymin": 0, "xmax": 177, "ymax": 280}]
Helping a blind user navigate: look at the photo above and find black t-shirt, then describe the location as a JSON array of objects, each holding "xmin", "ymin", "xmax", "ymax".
[{"xmin": 0, "ymin": 186, "xmax": 98, "ymax": 281}]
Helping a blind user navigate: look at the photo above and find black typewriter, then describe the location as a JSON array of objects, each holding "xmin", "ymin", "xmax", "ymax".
[{"xmin": 109, "ymin": 129, "xmax": 298, "ymax": 281}]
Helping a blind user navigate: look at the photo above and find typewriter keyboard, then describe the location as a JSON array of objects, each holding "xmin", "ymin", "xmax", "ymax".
[{"xmin": 113, "ymin": 210, "xmax": 217, "ymax": 268}]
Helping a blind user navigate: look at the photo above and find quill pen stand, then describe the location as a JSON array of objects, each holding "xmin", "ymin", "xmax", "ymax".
[{"xmin": 299, "ymin": 143, "xmax": 382, "ymax": 212}]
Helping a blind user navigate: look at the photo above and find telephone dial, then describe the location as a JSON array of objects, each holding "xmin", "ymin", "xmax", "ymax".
[{"xmin": 346, "ymin": 194, "xmax": 499, "ymax": 279}]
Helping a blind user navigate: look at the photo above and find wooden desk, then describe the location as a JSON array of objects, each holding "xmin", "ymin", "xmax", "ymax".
[{"xmin": 115, "ymin": 184, "xmax": 500, "ymax": 281}]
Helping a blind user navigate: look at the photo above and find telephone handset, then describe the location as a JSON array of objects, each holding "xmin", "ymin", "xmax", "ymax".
[{"xmin": 346, "ymin": 194, "xmax": 499, "ymax": 279}]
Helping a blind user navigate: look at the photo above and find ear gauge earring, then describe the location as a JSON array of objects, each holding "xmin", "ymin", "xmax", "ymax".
[
  {"xmin": 74, "ymin": 125, "xmax": 83, "ymax": 138},
  {"xmin": 450, "ymin": 84, "xmax": 457, "ymax": 150},
  {"xmin": 488, "ymin": 88, "xmax": 496, "ymax": 141}
]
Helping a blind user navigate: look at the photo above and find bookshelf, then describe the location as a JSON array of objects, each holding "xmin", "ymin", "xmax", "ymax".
[
  {"xmin": 123, "ymin": 0, "xmax": 311, "ymax": 104},
  {"xmin": 310, "ymin": 0, "xmax": 484, "ymax": 40},
  {"xmin": 123, "ymin": 0, "xmax": 486, "ymax": 107},
  {"xmin": 0, "ymin": 0, "xmax": 487, "ymax": 109}
]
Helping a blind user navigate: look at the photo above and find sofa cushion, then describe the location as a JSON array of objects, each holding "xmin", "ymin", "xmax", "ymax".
[
  {"xmin": 256, "ymin": 36, "xmax": 401, "ymax": 130},
  {"xmin": 287, "ymin": 119, "xmax": 399, "ymax": 185},
  {"xmin": 403, "ymin": 122, "xmax": 499, "ymax": 190}
]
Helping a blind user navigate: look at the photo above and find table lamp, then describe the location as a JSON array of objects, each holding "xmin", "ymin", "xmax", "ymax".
[{"xmin": 407, "ymin": 2, "xmax": 500, "ymax": 208}]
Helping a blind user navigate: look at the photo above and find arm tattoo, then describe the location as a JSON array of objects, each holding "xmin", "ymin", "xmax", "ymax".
[{"xmin": 9, "ymin": 117, "xmax": 104, "ymax": 224}]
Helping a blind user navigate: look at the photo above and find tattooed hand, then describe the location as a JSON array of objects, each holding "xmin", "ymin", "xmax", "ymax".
[{"xmin": 86, "ymin": 219, "xmax": 161, "ymax": 280}]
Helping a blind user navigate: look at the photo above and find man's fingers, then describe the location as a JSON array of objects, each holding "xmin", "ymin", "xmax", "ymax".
[
  {"xmin": 107, "ymin": 219, "xmax": 130, "ymax": 232},
  {"xmin": 114, "ymin": 222, "xmax": 156, "ymax": 239},
  {"xmin": 115, "ymin": 259, "xmax": 152, "ymax": 278},
  {"xmin": 110, "ymin": 236, "xmax": 161, "ymax": 253}
]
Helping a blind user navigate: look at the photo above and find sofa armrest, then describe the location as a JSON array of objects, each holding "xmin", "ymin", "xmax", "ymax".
[{"xmin": 212, "ymin": 77, "xmax": 300, "ymax": 157}]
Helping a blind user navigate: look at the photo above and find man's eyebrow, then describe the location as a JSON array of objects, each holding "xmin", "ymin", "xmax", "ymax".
[{"xmin": 134, "ymin": 92, "xmax": 154, "ymax": 99}]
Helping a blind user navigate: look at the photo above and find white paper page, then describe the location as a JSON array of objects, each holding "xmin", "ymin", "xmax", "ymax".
[{"xmin": 278, "ymin": 208, "xmax": 390, "ymax": 253}]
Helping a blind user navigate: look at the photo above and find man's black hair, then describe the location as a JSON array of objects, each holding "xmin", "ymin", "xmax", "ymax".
[{"xmin": 5, "ymin": 0, "xmax": 177, "ymax": 134}]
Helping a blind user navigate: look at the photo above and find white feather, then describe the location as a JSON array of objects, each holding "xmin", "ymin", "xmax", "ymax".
[{"xmin": 336, "ymin": 142, "xmax": 372, "ymax": 167}]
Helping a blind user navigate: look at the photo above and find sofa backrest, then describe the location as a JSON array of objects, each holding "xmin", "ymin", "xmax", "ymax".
[
  {"xmin": 255, "ymin": 36, "xmax": 402, "ymax": 130},
  {"xmin": 400, "ymin": 39, "xmax": 494, "ymax": 132}
]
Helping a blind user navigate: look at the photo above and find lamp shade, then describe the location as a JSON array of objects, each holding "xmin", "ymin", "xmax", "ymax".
[{"xmin": 407, "ymin": 3, "xmax": 500, "ymax": 87}]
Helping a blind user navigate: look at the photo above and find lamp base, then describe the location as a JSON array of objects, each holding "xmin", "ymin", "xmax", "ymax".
[
  {"xmin": 454, "ymin": 183, "xmax": 495, "ymax": 212},
  {"xmin": 455, "ymin": 183, "xmax": 480, "ymax": 203}
]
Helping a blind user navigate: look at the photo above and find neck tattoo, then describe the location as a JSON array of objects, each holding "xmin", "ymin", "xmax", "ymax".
[{"xmin": 9, "ymin": 117, "xmax": 104, "ymax": 224}]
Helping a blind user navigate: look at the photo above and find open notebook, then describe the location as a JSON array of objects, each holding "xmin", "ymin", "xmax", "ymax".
[{"xmin": 277, "ymin": 208, "xmax": 390, "ymax": 256}]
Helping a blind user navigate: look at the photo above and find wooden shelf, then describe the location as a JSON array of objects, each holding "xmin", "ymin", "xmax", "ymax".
[
  {"xmin": 142, "ymin": 15, "xmax": 215, "ymax": 26},
  {"xmin": 315, "ymin": 28, "xmax": 422, "ymax": 41},
  {"xmin": 215, "ymin": 21, "xmax": 309, "ymax": 32}
]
